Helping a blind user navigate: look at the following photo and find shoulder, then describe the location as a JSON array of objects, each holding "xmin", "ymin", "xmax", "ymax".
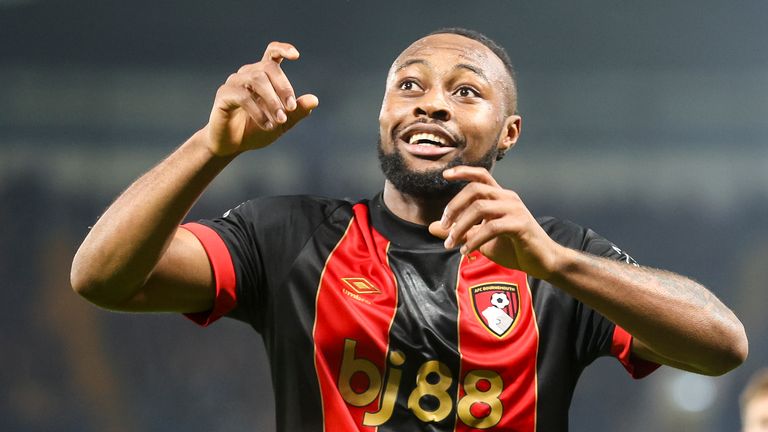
[
  {"xmin": 236, "ymin": 194, "xmax": 352, "ymax": 213},
  {"xmin": 537, "ymin": 216, "xmax": 635, "ymax": 263},
  {"xmin": 537, "ymin": 216, "xmax": 590, "ymax": 248},
  {"xmin": 226, "ymin": 195, "xmax": 355, "ymax": 223}
]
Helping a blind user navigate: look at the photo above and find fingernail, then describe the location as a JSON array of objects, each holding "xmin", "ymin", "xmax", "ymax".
[
  {"xmin": 264, "ymin": 121, "xmax": 274, "ymax": 130},
  {"xmin": 444, "ymin": 233, "xmax": 453, "ymax": 249},
  {"xmin": 444, "ymin": 168, "xmax": 454, "ymax": 176},
  {"xmin": 460, "ymin": 245, "xmax": 468, "ymax": 256},
  {"xmin": 286, "ymin": 96, "xmax": 296, "ymax": 111},
  {"xmin": 440, "ymin": 208, "xmax": 449, "ymax": 228},
  {"xmin": 276, "ymin": 109, "xmax": 287, "ymax": 123}
]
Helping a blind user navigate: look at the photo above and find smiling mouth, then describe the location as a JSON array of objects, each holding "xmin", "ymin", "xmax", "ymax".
[
  {"xmin": 408, "ymin": 132, "xmax": 450, "ymax": 147},
  {"xmin": 400, "ymin": 132, "xmax": 458, "ymax": 159}
]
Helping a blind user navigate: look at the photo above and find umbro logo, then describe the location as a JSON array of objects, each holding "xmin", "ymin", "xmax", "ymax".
[
  {"xmin": 341, "ymin": 278, "xmax": 381, "ymax": 305},
  {"xmin": 342, "ymin": 277, "xmax": 381, "ymax": 294}
]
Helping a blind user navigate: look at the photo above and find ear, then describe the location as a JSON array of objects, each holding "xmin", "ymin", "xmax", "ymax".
[{"xmin": 498, "ymin": 114, "xmax": 522, "ymax": 154}]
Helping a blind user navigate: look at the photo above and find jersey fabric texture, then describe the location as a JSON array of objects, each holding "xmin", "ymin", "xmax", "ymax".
[{"xmin": 181, "ymin": 193, "xmax": 659, "ymax": 432}]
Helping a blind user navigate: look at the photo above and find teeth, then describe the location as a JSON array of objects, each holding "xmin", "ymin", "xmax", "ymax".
[{"xmin": 408, "ymin": 132, "xmax": 448, "ymax": 146}]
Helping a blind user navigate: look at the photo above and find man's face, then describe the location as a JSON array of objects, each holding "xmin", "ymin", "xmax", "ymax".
[
  {"xmin": 744, "ymin": 394, "xmax": 768, "ymax": 432},
  {"xmin": 378, "ymin": 33, "xmax": 520, "ymax": 198}
]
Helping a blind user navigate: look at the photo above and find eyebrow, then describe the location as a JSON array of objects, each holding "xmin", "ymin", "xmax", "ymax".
[
  {"xmin": 455, "ymin": 63, "xmax": 489, "ymax": 83},
  {"xmin": 394, "ymin": 58, "xmax": 430, "ymax": 72},
  {"xmin": 394, "ymin": 59, "xmax": 489, "ymax": 83}
]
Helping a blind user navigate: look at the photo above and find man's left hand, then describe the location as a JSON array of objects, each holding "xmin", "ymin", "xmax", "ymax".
[{"xmin": 428, "ymin": 166, "xmax": 565, "ymax": 280}]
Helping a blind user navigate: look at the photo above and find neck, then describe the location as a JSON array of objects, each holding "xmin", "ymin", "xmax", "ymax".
[{"xmin": 382, "ymin": 180, "xmax": 452, "ymax": 226}]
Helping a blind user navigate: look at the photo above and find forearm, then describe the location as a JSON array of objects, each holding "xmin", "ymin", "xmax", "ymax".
[
  {"xmin": 70, "ymin": 129, "xmax": 234, "ymax": 307},
  {"xmin": 548, "ymin": 247, "xmax": 748, "ymax": 375}
]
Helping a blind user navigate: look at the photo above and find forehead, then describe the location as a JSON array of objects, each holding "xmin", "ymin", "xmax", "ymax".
[{"xmin": 391, "ymin": 33, "xmax": 505, "ymax": 80}]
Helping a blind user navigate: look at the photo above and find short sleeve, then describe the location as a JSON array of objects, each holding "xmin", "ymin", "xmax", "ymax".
[
  {"xmin": 579, "ymin": 226, "xmax": 661, "ymax": 378},
  {"xmin": 179, "ymin": 195, "xmax": 350, "ymax": 330},
  {"xmin": 180, "ymin": 199, "xmax": 265, "ymax": 328},
  {"xmin": 611, "ymin": 325, "xmax": 662, "ymax": 379},
  {"xmin": 180, "ymin": 223, "xmax": 238, "ymax": 326}
]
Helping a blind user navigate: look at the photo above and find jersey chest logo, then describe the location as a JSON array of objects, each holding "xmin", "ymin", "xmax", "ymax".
[
  {"xmin": 469, "ymin": 282, "xmax": 520, "ymax": 338},
  {"xmin": 341, "ymin": 277, "xmax": 382, "ymax": 294}
]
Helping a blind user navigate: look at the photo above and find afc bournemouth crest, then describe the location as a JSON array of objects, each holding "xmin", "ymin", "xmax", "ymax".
[{"xmin": 470, "ymin": 282, "xmax": 520, "ymax": 338}]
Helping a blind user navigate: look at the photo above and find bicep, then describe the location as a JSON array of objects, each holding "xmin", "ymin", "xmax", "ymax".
[{"xmin": 115, "ymin": 228, "xmax": 215, "ymax": 313}]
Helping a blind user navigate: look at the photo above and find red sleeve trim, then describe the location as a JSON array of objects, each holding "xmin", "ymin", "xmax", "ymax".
[
  {"xmin": 179, "ymin": 223, "xmax": 237, "ymax": 327},
  {"xmin": 611, "ymin": 325, "xmax": 661, "ymax": 379}
]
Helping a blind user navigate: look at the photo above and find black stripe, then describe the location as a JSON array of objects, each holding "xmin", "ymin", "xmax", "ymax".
[
  {"xmin": 265, "ymin": 202, "xmax": 355, "ymax": 432},
  {"xmin": 379, "ymin": 247, "xmax": 462, "ymax": 431}
]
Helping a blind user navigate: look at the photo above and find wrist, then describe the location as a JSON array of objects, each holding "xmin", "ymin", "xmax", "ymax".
[
  {"xmin": 540, "ymin": 244, "xmax": 580, "ymax": 284},
  {"xmin": 188, "ymin": 128, "xmax": 239, "ymax": 165}
]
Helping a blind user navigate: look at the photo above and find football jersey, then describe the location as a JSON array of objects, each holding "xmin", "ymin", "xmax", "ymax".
[{"xmin": 181, "ymin": 193, "xmax": 658, "ymax": 432}]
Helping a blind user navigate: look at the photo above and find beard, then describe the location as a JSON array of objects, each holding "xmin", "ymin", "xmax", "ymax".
[{"xmin": 377, "ymin": 138, "xmax": 499, "ymax": 199}]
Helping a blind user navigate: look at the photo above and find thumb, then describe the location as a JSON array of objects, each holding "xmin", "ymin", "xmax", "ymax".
[
  {"xmin": 283, "ymin": 94, "xmax": 319, "ymax": 129},
  {"xmin": 428, "ymin": 221, "xmax": 449, "ymax": 240}
]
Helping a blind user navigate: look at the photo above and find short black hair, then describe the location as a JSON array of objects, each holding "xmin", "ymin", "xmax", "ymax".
[{"xmin": 427, "ymin": 27, "xmax": 518, "ymax": 115}]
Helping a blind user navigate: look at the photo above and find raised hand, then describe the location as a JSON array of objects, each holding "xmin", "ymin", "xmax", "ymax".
[
  {"xmin": 428, "ymin": 166, "xmax": 563, "ymax": 280},
  {"xmin": 206, "ymin": 41, "xmax": 319, "ymax": 156}
]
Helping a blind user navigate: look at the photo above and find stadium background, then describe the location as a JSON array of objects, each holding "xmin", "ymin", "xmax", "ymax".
[{"xmin": 2, "ymin": 0, "xmax": 767, "ymax": 430}]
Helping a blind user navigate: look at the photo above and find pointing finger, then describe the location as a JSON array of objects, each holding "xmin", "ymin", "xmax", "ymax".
[
  {"xmin": 443, "ymin": 166, "xmax": 500, "ymax": 187},
  {"xmin": 262, "ymin": 41, "xmax": 300, "ymax": 64}
]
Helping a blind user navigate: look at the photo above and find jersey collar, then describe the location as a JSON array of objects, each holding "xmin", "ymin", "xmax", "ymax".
[{"xmin": 369, "ymin": 192, "xmax": 449, "ymax": 250}]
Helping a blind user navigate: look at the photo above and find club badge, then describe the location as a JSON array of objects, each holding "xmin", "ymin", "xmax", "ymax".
[{"xmin": 470, "ymin": 282, "xmax": 520, "ymax": 338}]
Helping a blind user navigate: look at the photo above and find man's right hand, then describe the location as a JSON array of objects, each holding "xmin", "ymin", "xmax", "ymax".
[
  {"xmin": 71, "ymin": 41, "xmax": 319, "ymax": 313},
  {"xmin": 206, "ymin": 41, "xmax": 319, "ymax": 156}
]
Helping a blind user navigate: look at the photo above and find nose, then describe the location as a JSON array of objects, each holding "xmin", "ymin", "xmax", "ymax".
[{"xmin": 414, "ymin": 89, "xmax": 451, "ymax": 121}]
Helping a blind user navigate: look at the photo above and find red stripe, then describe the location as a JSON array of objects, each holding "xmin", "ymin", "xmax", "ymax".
[
  {"xmin": 179, "ymin": 223, "xmax": 237, "ymax": 327},
  {"xmin": 611, "ymin": 325, "xmax": 661, "ymax": 379},
  {"xmin": 455, "ymin": 253, "xmax": 537, "ymax": 432},
  {"xmin": 313, "ymin": 203, "xmax": 398, "ymax": 430}
]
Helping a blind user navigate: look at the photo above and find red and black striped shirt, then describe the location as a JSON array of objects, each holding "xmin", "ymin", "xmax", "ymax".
[{"xmin": 182, "ymin": 193, "xmax": 658, "ymax": 432}]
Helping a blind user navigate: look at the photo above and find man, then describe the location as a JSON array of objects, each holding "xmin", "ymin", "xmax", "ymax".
[
  {"xmin": 742, "ymin": 369, "xmax": 768, "ymax": 432},
  {"xmin": 71, "ymin": 28, "xmax": 748, "ymax": 431}
]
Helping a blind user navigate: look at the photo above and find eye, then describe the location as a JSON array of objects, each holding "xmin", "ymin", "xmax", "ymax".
[
  {"xmin": 454, "ymin": 86, "xmax": 480, "ymax": 98},
  {"xmin": 399, "ymin": 79, "xmax": 422, "ymax": 91}
]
